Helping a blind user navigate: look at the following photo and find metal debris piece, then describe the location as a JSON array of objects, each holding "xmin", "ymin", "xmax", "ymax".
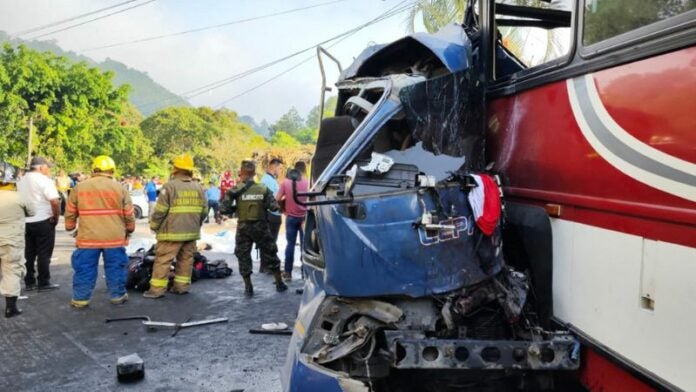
[
  {"xmin": 106, "ymin": 316, "xmax": 228, "ymax": 332},
  {"xmin": 360, "ymin": 152, "xmax": 394, "ymax": 174}
]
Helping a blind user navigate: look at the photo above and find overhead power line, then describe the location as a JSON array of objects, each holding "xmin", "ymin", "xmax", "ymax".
[
  {"xmin": 137, "ymin": 0, "xmax": 414, "ymax": 110},
  {"xmin": 14, "ymin": 0, "xmax": 140, "ymax": 36},
  {"xmin": 214, "ymin": 3, "xmax": 413, "ymax": 107},
  {"xmin": 28, "ymin": 0, "xmax": 159, "ymax": 40},
  {"xmin": 81, "ymin": 0, "xmax": 348, "ymax": 52},
  {"xmin": 183, "ymin": 1, "xmax": 414, "ymax": 100}
]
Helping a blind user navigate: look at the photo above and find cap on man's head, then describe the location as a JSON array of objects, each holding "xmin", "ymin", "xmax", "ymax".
[
  {"xmin": 241, "ymin": 159, "xmax": 256, "ymax": 172},
  {"xmin": 30, "ymin": 156, "xmax": 55, "ymax": 168},
  {"xmin": 269, "ymin": 158, "xmax": 283, "ymax": 166}
]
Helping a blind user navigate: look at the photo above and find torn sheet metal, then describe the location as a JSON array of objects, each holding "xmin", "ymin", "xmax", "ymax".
[{"xmin": 340, "ymin": 24, "xmax": 472, "ymax": 81}]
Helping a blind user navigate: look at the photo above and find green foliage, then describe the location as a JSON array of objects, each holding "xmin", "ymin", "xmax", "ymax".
[
  {"xmin": 0, "ymin": 44, "xmax": 150, "ymax": 173},
  {"xmin": 0, "ymin": 31, "xmax": 189, "ymax": 116},
  {"xmin": 270, "ymin": 131, "xmax": 301, "ymax": 148},
  {"xmin": 305, "ymin": 96, "xmax": 338, "ymax": 129},
  {"xmin": 583, "ymin": 0, "xmax": 695, "ymax": 45},
  {"xmin": 294, "ymin": 128, "xmax": 319, "ymax": 144},
  {"xmin": 406, "ymin": 0, "xmax": 465, "ymax": 33},
  {"xmin": 270, "ymin": 106, "xmax": 304, "ymax": 137},
  {"xmin": 141, "ymin": 106, "xmax": 272, "ymax": 175}
]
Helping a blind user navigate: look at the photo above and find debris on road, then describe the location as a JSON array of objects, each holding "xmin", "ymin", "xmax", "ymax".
[
  {"xmin": 249, "ymin": 322, "xmax": 292, "ymax": 335},
  {"xmin": 106, "ymin": 315, "xmax": 229, "ymax": 332},
  {"xmin": 116, "ymin": 353, "xmax": 145, "ymax": 382}
]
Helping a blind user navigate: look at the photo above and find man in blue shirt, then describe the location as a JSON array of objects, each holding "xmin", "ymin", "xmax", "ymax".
[
  {"xmin": 204, "ymin": 180, "xmax": 221, "ymax": 224},
  {"xmin": 144, "ymin": 176, "xmax": 159, "ymax": 217},
  {"xmin": 259, "ymin": 158, "xmax": 283, "ymax": 273}
]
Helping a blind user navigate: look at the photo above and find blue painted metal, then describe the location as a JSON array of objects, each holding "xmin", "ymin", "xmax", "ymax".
[
  {"xmin": 283, "ymin": 24, "xmax": 482, "ymax": 390},
  {"xmin": 340, "ymin": 24, "xmax": 472, "ymax": 81},
  {"xmin": 317, "ymin": 187, "xmax": 501, "ymax": 297}
]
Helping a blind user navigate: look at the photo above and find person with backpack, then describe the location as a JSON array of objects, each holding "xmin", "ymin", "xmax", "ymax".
[{"xmin": 220, "ymin": 160, "xmax": 287, "ymax": 297}]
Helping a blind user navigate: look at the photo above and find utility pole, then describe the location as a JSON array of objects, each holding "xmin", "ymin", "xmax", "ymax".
[{"xmin": 26, "ymin": 116, "xmax": 33, "ymax": 168}]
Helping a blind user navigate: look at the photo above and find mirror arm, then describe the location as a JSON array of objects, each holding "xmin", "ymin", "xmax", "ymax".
[{"xmin": 292, "ymin": 179, "xmax": 354, "ymax": 206}]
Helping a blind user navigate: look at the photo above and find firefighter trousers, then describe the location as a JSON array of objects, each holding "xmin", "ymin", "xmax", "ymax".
[
  {"xmin": 0, "ymin": 245, "xmax": 26, "ymax": 297},
  {"xmin": 71, "ymin": 247, "xmax": 128, "ymax": 304},
  {"xmin": 149, "ymin": 240, "xmax": 195, "ymax": 295}
]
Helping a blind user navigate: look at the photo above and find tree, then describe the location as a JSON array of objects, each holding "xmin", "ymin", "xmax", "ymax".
[
  {"xmin": 270, "ymin": 107, "xmax": 304, "ymax": 137},
  {"xmin": 305, "ymin": 96, "xmax": 338, "ymax": 129},
  {"xmin": 406, "ymin": 0, "xmax": 465, "ymax": 33},
  {"xmin": 0, "ymin": 44, "xmax": 148, "ymax": 172},
  {"xmin": 270, "ymin": 131, "xmax": 301, "ymax": 148},
  {"xmin": 294, "ymin": 128, "xmax": 319, "ymax": 145}
]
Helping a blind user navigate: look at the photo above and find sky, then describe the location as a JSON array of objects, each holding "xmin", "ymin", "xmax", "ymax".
[{"xmin": 0, "ymin": 0, "xmax": 426, "ymax": 123}]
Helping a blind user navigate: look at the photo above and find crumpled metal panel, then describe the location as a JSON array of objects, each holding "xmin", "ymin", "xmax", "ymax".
[
  {"xmin": 340, "ymin": 24, "xmax": 471, "ymax": 81},
  {"xmin": 385, "ymin": 331, "xmax": 581, "ymax": 370},
  {"xmin": 319, "ymin": 186, "xmax": 504, "ymax": 297}
]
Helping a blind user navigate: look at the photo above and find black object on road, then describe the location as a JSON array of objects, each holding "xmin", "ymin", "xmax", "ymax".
[
  {"xmin": 117, "ymin": 353, "xmax": 144, "ymax": 382},
  {"xmin": 249, "ymin": 329, "xmax": 293, "ymax": 336}
]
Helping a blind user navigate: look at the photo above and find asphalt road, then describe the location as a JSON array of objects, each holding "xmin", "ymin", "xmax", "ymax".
[{"xmin": 0, "ymin": 218, "xmax": 304, "ymax": 392}]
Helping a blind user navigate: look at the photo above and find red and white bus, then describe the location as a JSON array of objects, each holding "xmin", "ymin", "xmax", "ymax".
[{"xmin": 485, "ymin": 1, "xmax": 695, "ymax": 390}]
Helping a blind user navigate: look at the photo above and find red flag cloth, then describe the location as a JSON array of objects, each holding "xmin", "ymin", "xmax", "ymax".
[{"xmin": 467, "ymin": 174, "xmax": 501, "ymax": 236}]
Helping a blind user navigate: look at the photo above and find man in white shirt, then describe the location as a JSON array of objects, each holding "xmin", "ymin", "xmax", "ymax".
[{"xmin": 17, "ymin": 157, "xmax": 61, "ymax": 291}]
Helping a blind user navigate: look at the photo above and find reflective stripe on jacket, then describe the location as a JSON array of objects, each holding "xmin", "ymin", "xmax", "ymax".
[
  {"xmin": 64, "ymin": 173, "xmax": 135, "ymax": 249},
  {"xmin": 149, "ymin": 173, "xmax": 207, "ymax": 242}
]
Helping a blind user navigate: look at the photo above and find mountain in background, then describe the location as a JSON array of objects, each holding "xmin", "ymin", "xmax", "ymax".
[
  {"xmin": 239, "ymin": 115, "xmax": 271, "ymax": 138},
  {"xmin": 0, "ymin": 31, "xmax": 189, "ymax": 116}
]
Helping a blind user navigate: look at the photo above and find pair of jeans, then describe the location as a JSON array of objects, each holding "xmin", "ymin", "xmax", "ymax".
[
  {"xmin": 71, "ymin": 247, "xmax": 128, "ymax": 301},
  {"xmin": 284, "ymin": 216, "xmax": 304, "ymax": 273},
  {"xmin": 25, "ymin": 219, "xmax": 56, "ymax": 286},
  {"xmin": 205, "ymin": 200, "xmax": 220, "ymax": 222}
]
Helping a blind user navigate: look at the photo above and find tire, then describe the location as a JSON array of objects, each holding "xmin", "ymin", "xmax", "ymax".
[{"xmin": 134, "ymin": 205, "xmax": 143, "ymax": 220}]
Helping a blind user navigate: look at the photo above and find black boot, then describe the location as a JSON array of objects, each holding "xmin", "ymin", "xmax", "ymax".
[
  {"xmin": 243, "ymin": 276, "xmax": 254, "ymax": 297},
  {"xmin": 273, "ymin": 271, "xmax": 288, "ymax": 292},
  {"xmin": 5, "ymin": 296, "xmax": 22, "ymax": 318}
]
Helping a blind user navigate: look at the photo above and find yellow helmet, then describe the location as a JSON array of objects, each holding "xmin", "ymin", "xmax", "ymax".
[
  {"xmin": 92, "ymin": 155, "xmax": 116, "ymax": 172},
  {"xmin": 171, "ymin": 153, "xmax": 195, "ymax": 171}
]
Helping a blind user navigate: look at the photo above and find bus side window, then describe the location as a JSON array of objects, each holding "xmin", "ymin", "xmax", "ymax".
[
  {"xmin": 583, "ymin": 0, "xmax": 696, "ymax": 46},
  {"xmin": 495, "ymin": 0, "xmax": 574, "ymax": 79}
]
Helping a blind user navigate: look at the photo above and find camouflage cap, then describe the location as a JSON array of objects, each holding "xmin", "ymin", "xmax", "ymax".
[{"xmin": 240, "ymin": 159, "xmax": 256, "ymax": 172}]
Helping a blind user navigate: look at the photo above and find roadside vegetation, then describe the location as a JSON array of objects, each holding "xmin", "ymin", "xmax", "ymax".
[{"xmin": 0, "ymin": 44, "xmax": 334, "ymax": 178}]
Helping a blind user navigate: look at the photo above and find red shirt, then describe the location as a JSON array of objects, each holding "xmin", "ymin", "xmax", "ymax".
[
  {"xmin": 219, "ymin": 176, "xmax": 235, "ymax": 200},
  {"xmin": 277, "ymin": 177, "xmax": 308, "ymax": 218}
]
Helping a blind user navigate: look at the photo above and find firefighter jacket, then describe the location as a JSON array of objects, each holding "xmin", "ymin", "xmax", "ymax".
[
  {"xmin": 149, "ymin": 173, "xmax": 207, "ymax": 242},
  {"xmin": 0, "ymin": 189, "xmax": 35, "ymax": 246},
  {"xmin": 65, "ymin": 173, "xmax": 136, "ymax": 249},
  {"xmin": 220, "ymin": 180, "xmax": 278, "ymax": 222}
]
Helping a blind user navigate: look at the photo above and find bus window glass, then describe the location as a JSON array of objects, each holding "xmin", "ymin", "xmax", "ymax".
[
  {"xmin": 583, "ymin": 0, "xmax": 696, "ymax": 45},
  {"xmin": 496, "ymin": 0, "xmax": 573, "ymax": 75}
]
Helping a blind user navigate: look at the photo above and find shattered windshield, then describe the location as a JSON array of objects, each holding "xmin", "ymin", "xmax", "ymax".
[{"xmin": 346, "ymin": 69, "xmax": 484, "ymax": 192}]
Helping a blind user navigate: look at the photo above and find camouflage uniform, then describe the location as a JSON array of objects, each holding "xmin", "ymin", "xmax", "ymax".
[{"xmin": 220, "ymin": 180, "xmax": 281, "ymax": 277}]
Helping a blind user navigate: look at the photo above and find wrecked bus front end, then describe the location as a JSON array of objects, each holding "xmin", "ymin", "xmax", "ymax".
[{"xmin": 283, "ymin": 25, "xmax": 579, "ymax": 392}]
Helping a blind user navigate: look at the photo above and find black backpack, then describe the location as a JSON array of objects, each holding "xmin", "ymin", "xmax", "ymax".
[
  {"xmin": 126, "ymin": 247, "xmax": 156, "ymax": 291},
  {"xmin": 192, "ymin": 253, "xmax": 233, "ymax": 279}
]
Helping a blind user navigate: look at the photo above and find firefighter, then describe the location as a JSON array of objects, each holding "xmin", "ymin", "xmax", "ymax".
[
  {"xmin": 220, "ymin": 160, "xmax": 288, "ymax": 297},
  {"xmin": 64, "ymin": 156, "xmax": 136, "ymax": 308},
  {"xmin": 144, "ymin": 153, "xmax": 207, "ymax": 298},
  {"xmin": 0, "ymin": 163, "xmax": 35, "ymax": 317}
]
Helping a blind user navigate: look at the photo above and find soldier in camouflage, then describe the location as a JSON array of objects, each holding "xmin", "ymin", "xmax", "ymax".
[{"xmin": 220, "ymin": 160, "xmax": 288, "ymax": 296}]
